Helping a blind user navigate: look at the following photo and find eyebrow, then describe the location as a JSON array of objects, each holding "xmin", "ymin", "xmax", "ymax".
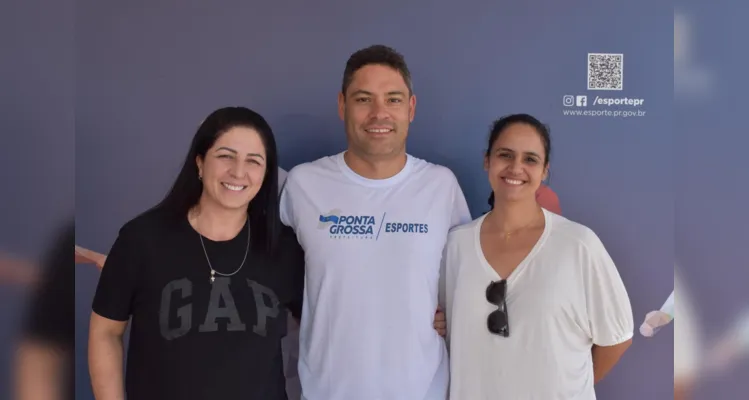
[
  {"xmin": 215, "ymin": 147, "xmax": 265, "ymax": 160},
  {"xmin": 350, "ymin": 89, "xmax": 406, "ymax": 97},
  {"xmin": 495, "ymin": 147, "xmax": 541, "ymax": 159}
]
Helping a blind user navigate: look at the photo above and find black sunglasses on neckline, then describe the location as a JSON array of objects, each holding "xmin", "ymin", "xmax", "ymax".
[{"xmin": 486, "ymin": 279, "xmax": 509, "ymax": 337}]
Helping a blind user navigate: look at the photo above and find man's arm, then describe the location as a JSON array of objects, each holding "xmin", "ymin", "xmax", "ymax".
[
  {"xmin": 88, "ymin": 312, "xmax": 128, "ymax": 400},
  {"xmin": 592, "ymin": 339, "xmax": 632, "ymax": 383}
]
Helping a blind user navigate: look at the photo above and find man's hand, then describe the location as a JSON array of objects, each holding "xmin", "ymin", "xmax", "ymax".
[{"xmin": 433, "ymin": 307, "xmax": 446, "ymax": 337}]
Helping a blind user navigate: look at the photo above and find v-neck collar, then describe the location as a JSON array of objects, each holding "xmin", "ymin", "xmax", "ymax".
[{"xmin": 473, "ymin": 208, "xmax": 552, "ymax": 282}]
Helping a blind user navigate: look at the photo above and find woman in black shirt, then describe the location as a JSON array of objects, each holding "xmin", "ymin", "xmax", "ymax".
[{"xmin": 88, "ymin": 107, "xmax": 304, "ymax": 400}]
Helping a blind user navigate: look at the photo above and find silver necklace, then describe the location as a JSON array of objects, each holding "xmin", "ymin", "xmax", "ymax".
[{"xmin": 196, "ymin": 216, "xmax": 250, "ymax": 283}]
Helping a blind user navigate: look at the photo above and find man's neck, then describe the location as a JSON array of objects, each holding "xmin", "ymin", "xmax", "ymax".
[
  {"xmin": 190, "ymin": 197, "xmax": 247, "ymax": 241},
  {"xmin": 487, "ymin": 198, "xmax": 544, "ymax": 233},
  {"xmin": 343, "ymin": 150, "xmax": 407, "ymax": 180}
]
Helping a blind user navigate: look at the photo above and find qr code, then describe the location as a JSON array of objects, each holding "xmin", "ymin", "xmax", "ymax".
[{"xmin": 587, "ymin": 53, "xmax": 623, "ymax": 90}]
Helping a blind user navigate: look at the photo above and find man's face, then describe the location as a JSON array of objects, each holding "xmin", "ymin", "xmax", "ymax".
[{"xmin": 338, "ymin": 64, "xmax": 416, "ymax": 160}]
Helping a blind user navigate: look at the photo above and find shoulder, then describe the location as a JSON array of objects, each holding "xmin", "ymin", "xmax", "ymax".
[
  {"xmin": 446, "ymin": 215, "xmax": 482, "ymax": 244},
  {"xmin": 547, "ymin": 212, "xmax": 608, "ymax": 255},
  {"xmin": 117, "ymin": 208, "xmax": 177, "ymax": 245},
  {"xmin": 409, "ymin": 155, "xmax": 459, "ymax": 182},
  {"xmin": 441, "ymin": 217, "xmax": 482, "ymax": 268},
  {"xmin": 286, "ymin": 154, "xmax": 340, "ymax": 183},
  {"xmin": 407, "ymin": 156, "xmax": 464, "ymax": 197},
  {"xmin": 274, "ymin": 224, "xmax": 304, "ymax": 264}
]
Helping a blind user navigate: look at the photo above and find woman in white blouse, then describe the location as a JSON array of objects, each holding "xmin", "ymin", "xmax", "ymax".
[{"xmin": 440, "ymin": 114, "xmax": 634, "ymax": 399}]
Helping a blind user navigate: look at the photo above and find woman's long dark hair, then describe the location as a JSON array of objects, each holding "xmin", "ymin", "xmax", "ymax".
[{"xmin": 148, "ymin": 106, "xmax": 281, "ymax": 254}]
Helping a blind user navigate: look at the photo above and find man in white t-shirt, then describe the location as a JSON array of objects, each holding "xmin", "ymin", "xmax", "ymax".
[{"xmin": 279, "ymin": 45, "xmax": 472, "ymax": 400}]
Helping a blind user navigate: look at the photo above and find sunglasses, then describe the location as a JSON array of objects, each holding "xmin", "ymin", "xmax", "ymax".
[{"xmin": 486, "ymin": 280, "xmax": 509, "ymax": 337}]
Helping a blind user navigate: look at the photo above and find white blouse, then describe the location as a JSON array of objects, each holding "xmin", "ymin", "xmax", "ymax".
[{"xmin": 440, "ymin": 209, "xmax": 634, "ymax": 399}]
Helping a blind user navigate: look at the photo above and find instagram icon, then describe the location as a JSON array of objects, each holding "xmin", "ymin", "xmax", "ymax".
[{"xmin": 563, "ymin": 95, "xmax": 574, "ymax": 106}]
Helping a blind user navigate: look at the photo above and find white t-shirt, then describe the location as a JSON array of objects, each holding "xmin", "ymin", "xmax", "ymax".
[
  {"xmin": 280, "ymin": 151, "xmax": 472, "ymax": 400},
  {"xmin": 441, "ymin": 209, "xmax": 634, "ymax": 400}
]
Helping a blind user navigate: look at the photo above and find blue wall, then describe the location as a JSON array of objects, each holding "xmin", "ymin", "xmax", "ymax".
[{"xmin": 72, "ymin": 1, "xmax": 674, "ymax": 398}]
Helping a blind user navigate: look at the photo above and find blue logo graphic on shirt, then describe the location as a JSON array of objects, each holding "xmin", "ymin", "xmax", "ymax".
[
  {"xmin": 317, "ymin": 210, "xmax": 429, "ymax": 240},
  {"xmin": 319, "ymin": 215, "xmax": 339, "ymax": 224}
]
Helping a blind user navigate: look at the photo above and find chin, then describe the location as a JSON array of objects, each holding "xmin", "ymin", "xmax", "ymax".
[
  {"xmin": 215, "ymin": 198, "xmax": 251, "ymax": 212},
  {"xmin": 368, "ymin": 143, "xmax": 403, "ymax": 155},
  {"xmin": 493, "ymin": 190, "xmax": 532, "ymax": 204},
  {"xmin": 225, "ymin": 205, "xmax": 250, "ymax": 214}
]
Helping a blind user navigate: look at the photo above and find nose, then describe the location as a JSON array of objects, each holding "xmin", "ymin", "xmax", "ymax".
[
  {"xmin": 229, "ymin": 158, "xmax": 245, "ymax": 178},
  {"xmin": 369, "ymin": 100, "xmax": 391, "ymax": 120},
  {"xmin": 508, "ymin": 158, "xmax": 524, "ymax": 174}
]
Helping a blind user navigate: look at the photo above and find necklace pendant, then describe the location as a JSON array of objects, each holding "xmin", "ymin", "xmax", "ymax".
[
  {"xmin": 210, "ymin": 276, "xmax": 215, "ymax": 283},
  {"xmin": 210, "ymin": 269, "xmax": 215, "ymax": 283}
]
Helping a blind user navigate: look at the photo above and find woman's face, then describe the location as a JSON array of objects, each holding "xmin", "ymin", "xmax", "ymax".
[
  {"xmin": 196, "ymin": 126, "xmax": 267, "ymax": 212},
  {"xmin": 484, "ymin": 123, "xmax": 548, "ymax": 205}
]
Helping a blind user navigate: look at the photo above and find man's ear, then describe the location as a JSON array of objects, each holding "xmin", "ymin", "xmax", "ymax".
[{"xmin": 337, "ymin": 92, "xmax": 345, "ymax": 121}]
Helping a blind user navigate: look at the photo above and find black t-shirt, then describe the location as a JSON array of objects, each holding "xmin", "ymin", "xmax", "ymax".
[{"xmin": 91, "ymin": 210, "xmax": 304, "ymax": 400}]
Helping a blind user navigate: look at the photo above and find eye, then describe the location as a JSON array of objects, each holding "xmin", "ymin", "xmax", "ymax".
[
  {"xmin": 218, "ymin": 154, "xmax": 233, "ymax": 159},
  {"xmin": 246, "ymin": 159, "xmax": 261, "ymax": 165},
  {"xmin": 498, "ymin": 153, "xmax": 512, "ymax": 159},
  {"xmin": 355, "ymin": 97, "xmax": 370, "ymax": 103},
  {"xmin": 525, "ymin": 157, "xmax": 538, "ymax": 163},
  {"xmin": 388, "ymin": 98, "xmax": 402, "ymax": 103}
]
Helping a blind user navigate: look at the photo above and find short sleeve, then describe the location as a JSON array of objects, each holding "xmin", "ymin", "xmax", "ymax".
[
  {"xmin": 279, "ymin": 226, "xmax": 305, "ymax": 320},
  {"xmin": 582, "ymin": 230, "xmax": 634, "ymax": 346},
  {"xmin": 91, "ymin": 222, "xmax": 142, "ymax": 322},
  {"xmin": 449, "ymin": 173, "xmax": 472, "ymax": 229}
]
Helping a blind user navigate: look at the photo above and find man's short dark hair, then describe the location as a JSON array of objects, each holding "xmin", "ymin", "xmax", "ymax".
[{"xmin": 341, "ymin": 45, "xmax": 413, "ymax": 97}]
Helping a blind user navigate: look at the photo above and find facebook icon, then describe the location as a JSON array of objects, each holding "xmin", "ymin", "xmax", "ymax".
[{"xmin": 576, "ymin": 95, "xmax": 587, "ymax": 106}]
